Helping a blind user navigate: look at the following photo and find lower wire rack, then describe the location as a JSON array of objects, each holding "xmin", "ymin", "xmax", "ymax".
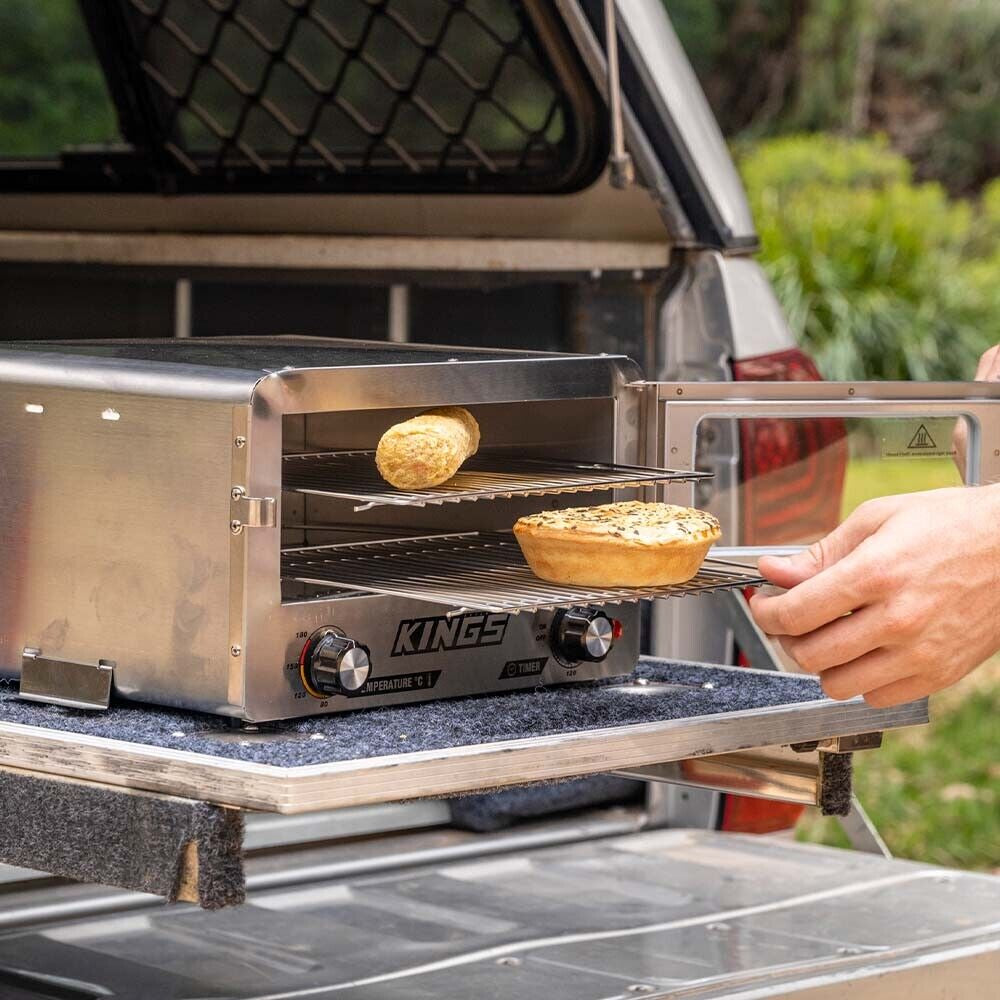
[{"xmin": 281, "ymin": 531, "xmax": 765, "ymax": 616}]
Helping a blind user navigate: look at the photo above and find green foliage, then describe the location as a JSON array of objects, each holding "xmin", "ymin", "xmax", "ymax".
[
  {"xmin": 738, "ymin": 132, "xmax": 910, "ymax": 194},
  {"xmin": 740, "ymin": 134, "xmax": 1000, "ymax": 381},
  {"xmin": 0, "ymin": 0, "xmax": 117, "ymax": 155}
]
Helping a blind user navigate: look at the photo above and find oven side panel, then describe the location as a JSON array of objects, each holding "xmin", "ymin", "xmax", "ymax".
[{"xmin": 0, "ymin": 383, "xmax": 240, "ymax": 712}]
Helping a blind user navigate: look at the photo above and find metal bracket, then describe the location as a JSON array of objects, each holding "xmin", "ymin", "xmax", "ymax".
[
  {"xmin": 19, "ymin": 649, "xmax": 114, "ymax": 710},
  {"xmin": 836, "ymin": 795, "xmax": 892, "ymax": 857},
  {"xmin": 618, "ymin": 745, "xmax": 825, "ymax": 807},
  {"xmin": 824, "ymin": 732, "xmax": 883, "ymax": 754},
  {"xmin": 230, "ymin": 487, "xmax": 276, "ymax": 535}
]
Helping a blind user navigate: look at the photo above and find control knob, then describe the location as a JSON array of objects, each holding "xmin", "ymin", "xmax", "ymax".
[
  {"xmin": 305, "ymin": 632, "xmax": 372, "ymax": 697},
  {"xmin": 551, "ymin": 607, "xmax": 616, "ymax": 663}
]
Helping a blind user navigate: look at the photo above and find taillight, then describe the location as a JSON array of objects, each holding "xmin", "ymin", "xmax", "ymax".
[
  {"xmin": 732, "ymin": 349, "xmax": 847, "ymax": 545},
  {"xmin": 720, "ymin": 795, "xmax": 808, "ymax": 835},
  {"xmin": 722, "ymin": 348, "xmax": 847, "ymax": 834}
]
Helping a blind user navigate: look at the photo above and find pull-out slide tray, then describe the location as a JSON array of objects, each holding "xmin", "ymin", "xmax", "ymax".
[{"xmin": 0, "ymin": 660, "xmax": 927, "ymax": 814}]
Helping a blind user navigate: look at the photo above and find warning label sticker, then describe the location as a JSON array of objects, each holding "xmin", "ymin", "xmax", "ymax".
[{"xmin": 881, "ymin": 418, "xmax": 957, "ymax": 459}]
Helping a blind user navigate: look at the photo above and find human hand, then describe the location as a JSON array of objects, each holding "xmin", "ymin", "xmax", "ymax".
[
  {"xmin": 749, "ymin": 485, "xmax": 1000, "ymax": 706},
  {"xmin": 953, "ymin": 344, "xmax": 1000, "ymax": 481}
]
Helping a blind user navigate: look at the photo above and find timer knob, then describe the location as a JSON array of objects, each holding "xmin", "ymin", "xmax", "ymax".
[
  {"xmin": 551, "ymin": 607, "xmax": 615, "ymax": 663},
  {"xmin": 306, "ymin": 633, "xmax": 371, "ymax": 696}
]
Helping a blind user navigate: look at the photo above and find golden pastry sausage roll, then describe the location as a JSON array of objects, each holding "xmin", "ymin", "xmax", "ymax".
[{"xmin": 375, "ymin": 406, "xmax": 480, "ymax": 490}]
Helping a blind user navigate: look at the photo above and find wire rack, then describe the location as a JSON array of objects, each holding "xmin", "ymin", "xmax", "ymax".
[
  {"xmin": 281, "ymin": 531, "xmax": 764, "ymax": 616},
  {"xmin": 282, "ymin": 451, "xmax": 712, "ymax": 511},
  {"xmin": 104, "ymin": 0, "xmax": 602, "ymax": 192}
]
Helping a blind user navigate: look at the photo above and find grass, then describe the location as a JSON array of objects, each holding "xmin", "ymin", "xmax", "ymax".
[
  {"xmin": 840, "ymin": 455, "xmax": 962, "ymax": 519},
  {"xmin": 796, "ymin": 453, "xmax": 999, "ymax": 870}
]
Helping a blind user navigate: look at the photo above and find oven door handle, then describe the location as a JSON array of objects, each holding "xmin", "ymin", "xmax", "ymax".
[{"xmin": 710, "ymin": 545, "xmax": 806, "ymax": 563}]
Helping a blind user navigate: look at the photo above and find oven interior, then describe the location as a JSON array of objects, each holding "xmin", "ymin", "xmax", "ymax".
[{"xmin": 277, "ymin": 399, "xmax": 757, "ymax": 615}]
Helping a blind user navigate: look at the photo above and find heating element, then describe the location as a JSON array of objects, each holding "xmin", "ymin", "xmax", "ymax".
[
  {"xmin": 282, "ymin": 451, "xmax": 710, "ymax": 511},
  {"xmin": 282, "ymin": 532, "xmax": 764, "ymax": 616}
]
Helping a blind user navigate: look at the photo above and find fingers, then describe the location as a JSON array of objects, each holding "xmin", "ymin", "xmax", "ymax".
[
  {"xmin": 816, "ymin": 648, "xmax": 914, "ymax": 700},
  {"xmin": 776, "ymin": 604, "xmax": 886, "ymax": 674},
  {"xmin": 757, "ymin": 497, "xmax": 898, "ymax": 590},
  {"xmin": 975, "ymin": 343, "xmax": 1000, "ymax": 381},
  {"xmin": 862, "ymin": 673, "xmax": 938, "ymax": 708}
]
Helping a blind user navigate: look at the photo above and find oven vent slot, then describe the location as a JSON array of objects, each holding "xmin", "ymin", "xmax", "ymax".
[
  {"xmin": 281, "ymin": 532, "xmax": 763, "ymax": 616},
  {"xmin": 282, "ymin": 451, "xmax": 710, "ymax": 511}
]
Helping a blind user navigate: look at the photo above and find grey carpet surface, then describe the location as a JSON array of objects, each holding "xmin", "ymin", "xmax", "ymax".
[
  {"xmin": 819, "ymin": 752, "xmax": 854, "ymax": 816},
  {"xmin": 450, "ymin": 775, "xmax": 644, "ymax": 832},
  {"xmin": 0, "ymin": 770, "xmax": 244, "ymax": 908},
  {"xmin": 0, "ymin": 660, "xmax": 826, "ymax": 767}
]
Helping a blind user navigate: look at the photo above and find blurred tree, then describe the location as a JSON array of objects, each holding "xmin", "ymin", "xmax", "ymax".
[
  {"xmin": 0, "ymin": 0, "xmax": 117, "ymax": 155},
  {"xmin": 665, "ymin": 0, "xmax": 1000, "ymax": 194}
]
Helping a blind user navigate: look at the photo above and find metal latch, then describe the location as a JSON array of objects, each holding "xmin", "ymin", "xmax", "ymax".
[
  {"xmin": 20, "ymin": 649, "xmax": 115, "ymax": 710},
  {"xmin": 230, "ymin": 487, "xmax": 276, "ymax": 534}
]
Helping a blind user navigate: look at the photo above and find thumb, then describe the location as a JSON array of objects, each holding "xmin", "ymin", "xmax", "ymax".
[
  {"xmin": 758, "ymin": 498, "xmax": 898, "ymax": 589},
  {"xmin": 975, "ymin": 343, "xmax": 1000, "ymax": 380}
]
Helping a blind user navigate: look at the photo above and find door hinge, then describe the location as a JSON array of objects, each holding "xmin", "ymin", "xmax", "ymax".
[{"xmin": 230, "ymin": 487, "xmax": 276, "ymax": 534}]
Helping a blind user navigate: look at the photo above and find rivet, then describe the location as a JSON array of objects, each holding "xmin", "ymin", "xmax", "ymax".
[
  {"xmin": 848, "ymin": 387, "xmax": 856, "ymax": 396},
  {"xmin": 670, "ymin": 446, "xmax": 678, "ymax": 454},
  {"xmin": 231, "ymin": 645, "xmax": 242, "ymax": 657},
  {"xmin": 231, "ymin": 486, "xmax": 245, "ymax": 501},
  {"xmin": 231, "ymin": 520, "xmax": 244, "ymax": 535},
  {"xmin": 234, "ymin": 436, "xmax": 246, "ymax": 448},
  {"xmin": 676, "ymin": 387, "xmax": 683, "ymax": 395}
]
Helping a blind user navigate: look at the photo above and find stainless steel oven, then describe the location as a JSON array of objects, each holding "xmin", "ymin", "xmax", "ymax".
[{"xmin": 2, "ymin": 337, "xmax": 998, "ymax": 724}]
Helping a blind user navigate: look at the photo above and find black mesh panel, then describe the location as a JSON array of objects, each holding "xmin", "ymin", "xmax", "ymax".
[{"xmin": 78, "ymin": 0, "xmax": 605, "ymax": 193}]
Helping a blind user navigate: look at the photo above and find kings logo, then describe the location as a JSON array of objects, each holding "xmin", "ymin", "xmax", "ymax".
[{"xmin": 391, "ymin": 612, "xmax": 510, "ymax": 657}]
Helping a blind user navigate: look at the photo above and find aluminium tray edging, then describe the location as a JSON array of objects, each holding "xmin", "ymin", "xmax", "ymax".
[{"xmin": 0, "ymin": 695, "xmax": 928, "ymax": 814}]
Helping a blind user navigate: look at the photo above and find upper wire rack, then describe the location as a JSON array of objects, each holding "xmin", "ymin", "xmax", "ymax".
[
  {"xmin": 282, "ymin": 451, "xmax": 711, "ymax": 511},
  {"xmin": 281, "ymin": 531, "xmax": 763, "ymax": 616}
]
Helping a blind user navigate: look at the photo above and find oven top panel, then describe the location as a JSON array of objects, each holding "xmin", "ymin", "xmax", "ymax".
[
  {"xmin": 0, "ymin": 337, "xmax": 639, "ymax": 407},
  {"xmin": 0, "ymin": 337, "xmax": 598, "ymax": 374}
]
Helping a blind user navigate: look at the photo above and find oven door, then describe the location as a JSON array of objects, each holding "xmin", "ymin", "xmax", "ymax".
[{"xmin": 644, "ymin": 378, "xmax": 1000, "ymax": 660}]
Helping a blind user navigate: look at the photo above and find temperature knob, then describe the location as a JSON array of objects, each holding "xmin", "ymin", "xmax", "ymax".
[
  {"xmin": 551, "ymin": 607, "xmax": 615, "ymax": 663},
  {"xmin": 304, "ymin": 632, "xmax": 371, "ymax": 697}
]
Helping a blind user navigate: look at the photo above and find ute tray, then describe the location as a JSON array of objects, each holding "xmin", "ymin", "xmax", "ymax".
[{"xmin": 0, "ymin": 659, "xmax": 927, "ymax": 814}]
